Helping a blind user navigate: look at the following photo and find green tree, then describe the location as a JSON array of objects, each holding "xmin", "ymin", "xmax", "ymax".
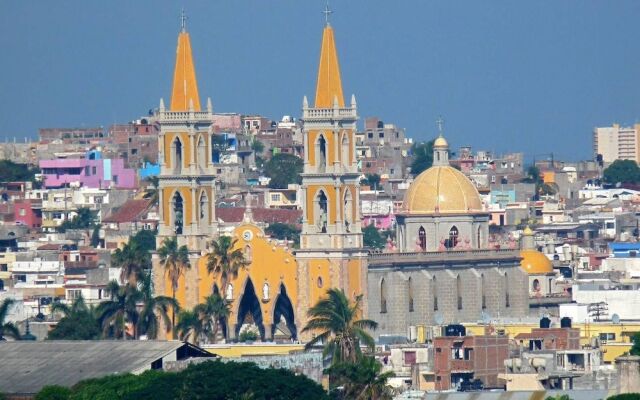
[
  {"xmin": 207, "ymin": 236, "xmax": 249, "ymax": 298},
  {"xmin": 195, "ymin": 293, "xmax": 230, "ymax": 342},
  {"xmin": 608, "ymin": 394, "xmax": 640, "ymax": 400},
  {"xmin": 302, "ymin": 289, "xmax": 378, "ymax": 364},
  {"xmin": 265, "ymin": 223, "xmax": 301, "ymax": 247},
  {"xmin": 143, "ymin": 176, "xmax": 160, "ymax": 205},
  {"xmin": 0, "ymin": 160, "xmax": 40, "ymax": 184},
  {"xmin": 131, "ymin": 229, "xmax": 157, "ymax": 252},
  {"xmin": 362, "ymin": 174, "xmax": 381, "ymax": 189},
  {"xmin": 251, "ymin": 139, "xmax": 265, "ymax": 154},
  {"xmin": 96, "ymin": 280, "xmax": 141, "ymax": 339},
  {"xmin": 326, "ymin": 356, "xmax": 396, "ymax": 400},
  {"xmin": 521, "ymin": 166, "xmax": 542, "ymax": 184},
  {"xmin": 545, "ymin": 395, "xmax": 573, "ymax": 400},
  {"xmin": 34, "ymin": 385, "xmax": 71, "ymax": 400},
  {"xmin": 239, "ymin": 330, "xmax": 259, "ymax": 342},
  {"xmin": 265, "ymin": 153, "xmax": 303, "ymax": 189},
  {"xmin": 90, "ymin": 225, "xmax": 101, "ymax": 247},
  {"xmin": 176, "ymin": 309, "xmax": 206, "ymax": 344},
  {"xmin": 410, "ymin": 140, "xmax": 434, "ymax": 175},
  {"xmin": 57, "ymin": 207, "xmax": 96, "ymax": 232},
  {"xmin": 604, "ymin": 159, "xmax": 640, "ymax": 184},
  {"xmin": 158, "ymin": 237, "xmax": 190, "ymax": 329},
  {"xmin": 630, "ymin": 332, "xmax": 640, "ymax": 356},
  {"xmin": 0, "ymin": 299, "xmax": 20, "ymax": 340},
  {"xmin": 48, "ymin": 296, "xmax": 100, "ymax": 340},
  {"xmin": 112, "ymin": 239, "xmax": 151, "ymax": 286},
  {"xmin": 136, "ymin": 272, "xmax": 178, "ymax": 340},
  {"xmin": 363, "ymin": 224, "xmax": 386, "ymax": 249}
]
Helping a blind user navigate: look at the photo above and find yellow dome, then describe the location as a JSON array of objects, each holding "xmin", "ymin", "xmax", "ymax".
[
  {"xmin": 520, "ymin": 250, "xmax": 553, "ymax": 274},
  {"xmin": 523, "ymin": 226, "xmax": 534, "ymax": 236},
  {"xmin": 403, "ymin": 166, "xmax": 484, "ymax": 214},
  {"xmin": 434, "ymin": 135, "xmax": 448, "ymax": 148}
]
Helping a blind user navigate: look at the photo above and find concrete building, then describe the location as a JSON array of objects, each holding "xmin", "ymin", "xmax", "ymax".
[{"xmin": 594, "ymin": 123, "xmax": 640, "ymax": 163}]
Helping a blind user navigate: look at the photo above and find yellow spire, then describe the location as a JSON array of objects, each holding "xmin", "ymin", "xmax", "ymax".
[
  {"xmin": 170, "ymin": 28, "xmax": 201, "ymax": 112},
  {"xmin": 314, "ymin": 25, "xmax": 344, "ymax": 108}
]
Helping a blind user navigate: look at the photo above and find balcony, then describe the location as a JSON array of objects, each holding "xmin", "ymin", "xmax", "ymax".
[
  {"xmin": 450, "ymin": 359, "xmax": 473, "ymax": 372},
  {"xmin": 302, "ymin": 106, "xmax": 357, "ymax": 121},
  {"xmin": 156, "ymin": 109, "xmax": 213, "ymax": 123}
]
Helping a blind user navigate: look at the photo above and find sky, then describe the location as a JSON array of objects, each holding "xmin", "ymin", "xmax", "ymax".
[{"xmin": 1, "ymin": 1, "xmax": 640, "ymax": 162}]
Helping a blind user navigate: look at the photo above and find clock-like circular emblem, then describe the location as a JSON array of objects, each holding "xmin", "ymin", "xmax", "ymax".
[{"xmin": 242, "ymin": 230, "xmax": 253, "ymax": 241}]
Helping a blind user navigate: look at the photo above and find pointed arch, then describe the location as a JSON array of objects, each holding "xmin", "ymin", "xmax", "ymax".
[
  {"xmin": 172, "ymin": 136, "xmax": 183, "ymax": 174},
  {"xmin": 447, "ymin": 226, "xmax": 459, "ymax": 249},
  {"xmin": 380, "ymin": 278, "xmax": 387, "ymax": 313},
  {"xmin": 418, "ymin": 226, "xmax": 426, "ymax": 251},
  {"xmin": 343, "ymin": 188, "xmax": 353, "ymax": 232},
  {"xmin": 212, "ymin": 283, "xmax": 220, "ymax": 296},
  {"xmin": 456, "ymin": 274, "xmax": 463, "ymax": 310},
  {"xmin": 477, "ymin": 226, "xmax": 482, "ymax": 249},
  {"xmin": 171, "ymin": 190, "xmax": 184, "ymax": 235},
  {"xmin": 199, "ymin": 190, "xmax": 209, "ymax": 226},
  {"xmin": 244, "ymin": 244, "xmax": 253, "ymax": 263},
  {"xmin": 314, "ymin": 189, "xmax": 329, "ymax": 233},
  {"xmin": 316, "ymin": 133, "xmax": 328, "ymax": 172},
  {"xmin": 271, "ymin": 283, "xmax": 297, "ymax": 340},
  {"xmin": 197, "ymin": 135, "xmax": 207, "ymax": 171},
  {"xmin": 408, "ymin": 277, "xmax": 414, "ymax": 312},
  {"xmin": 235, "ymin": 278, "xmax": 265, "ymax": 341}
]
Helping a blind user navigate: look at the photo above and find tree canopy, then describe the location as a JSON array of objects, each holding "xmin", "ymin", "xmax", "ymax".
[
  {"xmin": 57, "ymin": 208, "xmax": 97, "ymax": 232},
  {"xmin": 363, "ymin": 224, "xmax": 386, "ymax": 249},
  {"xmin": 39, "ymin": 360, "xmax": 328, "ymax": 400},
  {"xmin": 48, "ymin": 296, "xmax": 100, "ymax": 340},
  {"xmin": 265, "ymin": 153, "xmax": 303, "ymax": 189},
  {"xmin": 410, "ymin": 140, "xmax": 434, "ymax": 176},
  {"xmin": 603, "ymin": 159, "xmax": 640, "ymax": 184},
  {"xmin": 265, "ymin": 222, "xmax": 300, "ymax": 247},
  {"xmin": 0, "ymin": 160, "xmax": 40, "ymax": 183}
]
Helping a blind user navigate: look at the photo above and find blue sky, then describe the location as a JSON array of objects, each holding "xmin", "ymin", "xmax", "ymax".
[{"xmin": 1, "ymin": 1, "xmax": 639, "ymax": 161}]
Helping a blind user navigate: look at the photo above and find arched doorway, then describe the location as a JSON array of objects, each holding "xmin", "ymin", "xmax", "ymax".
[
  {"xmin": 235, "ymin": 279, "xmax": 265, "ymax": 341},
  {"xmin": 315, "ymin": 190, "xmax": 328, "ymax": 233},
  {"xmin": 418, "ymin": 226, "xmax": 426, "ymax": 251},
  {"xmin": 172, "ymin": 191, "xmax": 184, "ymax": 235},
  {"xmin": 272, "ymin": 284, "xmax": 297, "ymax": 340}
]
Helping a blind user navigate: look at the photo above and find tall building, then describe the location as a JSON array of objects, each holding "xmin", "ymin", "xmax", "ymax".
[
  {"xmin": 295, "ymin": 19, "xmax": 368, "ymax": 321},
  {"xmin": 593, "ymin": 123, "xmax": 640, "ymax": 163},
  {"xmin": 155, "ymin": 18, "xmax": 217, "ymax": 252}
]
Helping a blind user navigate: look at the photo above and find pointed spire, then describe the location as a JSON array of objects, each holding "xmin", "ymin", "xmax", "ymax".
[
  {"xmin": 207, "ymin": 97, "xmax": 213, "ymax": 113},
  {"xmin": 159, "ymin": 98, "xmax": 165, "ymax": 112},
  {"xmin": 314, "ymin": 24, "xmax": 344, "ymax": 108},
  {"xmin": 188, "ymin": 98, "xmax": 194, "ymax": 111},
  {"xmin": 350, "ymin": 94, "xmax": 356, "ymax": 108},
  {"xmin": 303, "ymin": 95, "xmax": 309, "ymax": 109},
  {"xmin": 170, "ymin": 10, "xmax": 201, "ymax": 112}
]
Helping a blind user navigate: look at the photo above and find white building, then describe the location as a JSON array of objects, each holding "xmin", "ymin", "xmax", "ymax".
[{"xmin": 593, "ymin": 123, "xmax": 640, "ymax": 163}]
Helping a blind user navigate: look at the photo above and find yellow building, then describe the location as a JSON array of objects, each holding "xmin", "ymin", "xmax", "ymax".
[{"xmin": 0, "ymin": 252, "xmax": 16, "ymax": 291}]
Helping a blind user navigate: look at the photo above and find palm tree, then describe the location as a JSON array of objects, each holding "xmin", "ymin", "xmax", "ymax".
[
  {"xmin": 136, "ymin": 272, "xmax": 179, "ymax": 339},
  {"xmin": 206, "ymin": 236, "xmax": 249, "ymax": 298},
  {"xmin": 96, "ymin": 280, "xmax": 141, "ymax": 339},
  {"xmin": 143, "ymin": 176, "xmax": 160, "ymax": 205},
  {"xmin": 48, "ymin": 295, "xmax": 101, "ymax": 340},
  {"xmin": 112, "ymin": 240, "xmax": 150, "ymax": 286},
  {"xmin": 0, "ymin": 299, "xmax": 20, "ymax": 340},
  {"xmin": 176, "ymin": 309, "xmax": 206, "ymax": 344},
  {"xmin": 195, "ymin": 293, "xmax": 231, "ymax": 342},
  {"xmin": 302, "ymin": 289, "xmax": 378, "ymax": 364},
  {"xmin": 158, "ymin": 237, "xmax": 190, "ymax": 328},
  {"xmin": 327, "ymin": 356, "xmax": 396, "ymax": 400}
]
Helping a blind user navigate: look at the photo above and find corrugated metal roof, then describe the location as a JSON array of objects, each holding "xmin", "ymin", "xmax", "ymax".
[{"xmin": 0, "ymin": 340, "xmax": 191, "ymax": 394}]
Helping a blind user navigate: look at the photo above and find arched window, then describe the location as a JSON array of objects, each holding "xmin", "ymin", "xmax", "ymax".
[
  {"xmin": 533, "ymin": 278, "xmax": 540, "ymax": 292},
  {"xmin": 418, "ymin": 226, "xmax": 426, "ymax": 251},
  {"xmin": 173, "ymin": 137, "xmax": 183, "ymax": 174},
  {"xmin": 481, "ymin": 274, "xmax": 486, "ymax": 309},
  {"xmin": 199, "ymin": 191, "xmax": 209, "ymax": 225},
  {"xmin": 341, "ymin": 133, "xmax": 349, "ymax": 167},
  {"xmin": 172, "ymin": 191, "xmax": 184, "ymax": 235},
  {"xmin": 197, "ymin": 136, "xmax": 207, "ymax": 171},
  {"xmin": 0, "ymin": 279, "xmax": 4, "ymax": 291},
  {"xmin": 343, "ymin": 189, "xmax": 353, "ymax": 232},
  {"xmin": 244, "ymin": 245, "xmax": 252, "ymax": 263},
  {"xmin": 380, "ymin": 279, "xmax": 387, "ymax": 313},
  {"xmin": 316, "ymin": 190, "xmax": 328, "ymax": 233},
  {"xmin": 318, "ymin": 134, "xmax": 327, "ymax": 172},
  {"xmin": 457, "ymin": 275, "xmax": 463, "ymax": 310},
  {"xmin": 447, "ymin": 226, "xmax": 459, "ymax": 249},
  {"xmin": 432, "ymin": 276, "xmax": 438, "ymax": 311},
  {"xmin": 408, "ymin": 277, "xmax": 414, "ymax": 312},
  {"xmin": 505, "ymin": 273, "xmax": 510, "ymax": 307},
  {"xmin": 477, "ymin": 227, "xmax": 481, "ymax": 249},
  {"xmin": 548, "ymin": 278, "xmax": 553, "ymax": 295}
]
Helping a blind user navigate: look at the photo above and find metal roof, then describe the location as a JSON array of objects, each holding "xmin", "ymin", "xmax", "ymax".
[{"xmin": 0, "ymin": 340, "xmax": 208, "ymax": 395}]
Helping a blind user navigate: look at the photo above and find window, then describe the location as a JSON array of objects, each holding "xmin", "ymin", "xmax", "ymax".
[
  {"xmin": 380, "ymin": 279, "xmax": 387, "ymax": 313},
  {"xmin": 599, "ymin": 333, "xmax": 616, "ymax": 342},
  {"xmin": 457, "ymin": 275, "xmax": 463, "ymax": 310},
  {"xmin": 367, "ymin": 132, "xmax": 373, "ymax": 139},
  {"xmin": 112, "ymin": 175, "xmax": 118, "ymax": 184},
  {"xmin": 408, "ymin": 277, "xmax": 414, "ymax": 312},
  {"xmin": 68, "ymin": 289, "xmax": 82, "ymax": 300},
  {"xmin": 418, "ymin": 226, "xmax": 426, "ymax": 251},
  {"xmin": 15, "ymin": 275, "xmax": 26, "ymax": 283},
  {"xmin": 404, "ymin": 351, "xmax": 417, "ymax": 366},
  {"xmin": 85, "ymin": 166, "xmax": 90, "ymax": 176},
  {"xmin": 447, "ymin": 226, "xmax": 459, "ymax": 249},
  {"xmin": 95, "ymin": 197, "xmax": 103, "ymax": 204},
  {"xmin": 0, "ymin": 264, "xmax": 7, "ymax": 272},
  {"xmin": 379, "ymin": 132, "xmax": 384, "ymax": 138},
  {"xmin": 271, "ymin": 194, "xmax": 280, "ymax": 202},
  {"xmin": 19, "ymin": 208, "xmax": 26, "ymax": 216},
  {"xmin": 92, "ymin": 166, "xmax": 97, "ymax": 174}
]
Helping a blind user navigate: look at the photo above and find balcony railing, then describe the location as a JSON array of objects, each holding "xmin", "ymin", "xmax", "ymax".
[{"xmin": 302, "ymin": 107, "xmax": 357, "ymax": 120}]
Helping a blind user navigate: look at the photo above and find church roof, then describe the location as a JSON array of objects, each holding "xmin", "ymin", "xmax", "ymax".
[
  {"xmin": 314, "ymin": 25, "xmax": 344, "ymax": 108},
  {"xmin": 216, "ymin": 207, "xmax": 301, "ymax": 225},
  {"xmin": 170, "ymin": 28, "xmax": 201, "ymax": 111},
  {"xmin": 520, "ymin": 249, "xmax": 554, "ymax": 274}
]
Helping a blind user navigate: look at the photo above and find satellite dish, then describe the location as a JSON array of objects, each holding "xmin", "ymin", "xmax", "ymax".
[
  {"xmin": 434, "ymin": 312, "xmax": 444, "ymax": 326},
  {"xmin": 612, "ymin": 314, "xmax": 621, "ymax": 324}
]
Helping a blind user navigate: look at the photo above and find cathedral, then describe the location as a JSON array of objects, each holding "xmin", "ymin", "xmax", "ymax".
[{"xmin": 151, "ymin": 14, "xmax": 529, "ymax": 342}]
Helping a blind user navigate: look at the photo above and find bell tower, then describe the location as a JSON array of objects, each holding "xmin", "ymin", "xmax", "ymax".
[
  {"xmin": 156, "ymin": 13, "xmax": 217, "ymax": 252},
  {"xmin": 296, "ymin": 14, "xmax": 367, "ymax": 328}
]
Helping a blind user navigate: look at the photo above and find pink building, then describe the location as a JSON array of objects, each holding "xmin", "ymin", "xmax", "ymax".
[
  {"xmin": 14, "ymin": 199, "xmax": 42, "ymax": 228},
  {"xmin": 40, "ymin": 151, "xmax": 136, "ymax": 189}
]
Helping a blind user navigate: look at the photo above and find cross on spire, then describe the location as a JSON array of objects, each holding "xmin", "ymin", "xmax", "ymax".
[
  {"xmin": 322, "ymin": 2, "xmax": 333, "ymax": 26},
  {"xmin": 436, "ymin": 115, "xmax": 444, "ymax": 135},
  {"xmin": 180, "ymin": 8, "xmax": 187, "ymax": 32}
]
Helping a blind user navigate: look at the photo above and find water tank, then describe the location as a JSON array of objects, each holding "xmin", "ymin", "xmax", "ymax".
[
  {"xmin": 540, "ymin": 317, "xmax": 551, "ymax": 329},
  {"xmin": 560, "ymin": 317, "xmax": 572, "ymax": 328},
  {"xmin": 445, "ymin": 324, "xmax": 467, "ymax": 337}
]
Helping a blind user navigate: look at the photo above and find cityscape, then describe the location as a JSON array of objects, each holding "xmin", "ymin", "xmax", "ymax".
[{"xmin": 2, "ymin": 2, "xmax": 640, "ymax": 399}]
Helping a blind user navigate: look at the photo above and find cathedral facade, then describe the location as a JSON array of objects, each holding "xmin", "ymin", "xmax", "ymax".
[{"xmin": 151, "ymin": 15, "xmax": 529, "ymax": 342}]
